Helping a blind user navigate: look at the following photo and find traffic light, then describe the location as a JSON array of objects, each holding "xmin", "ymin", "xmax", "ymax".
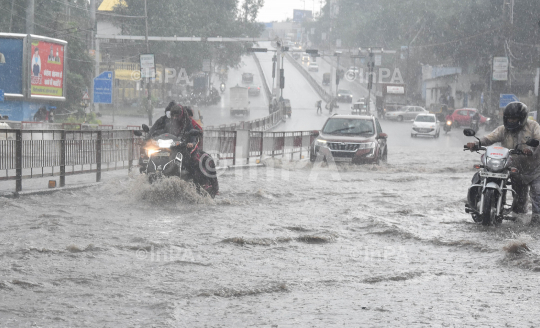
[{"xmin": 280, "ymin": 69, "xmax": 285, "ymax": 88}]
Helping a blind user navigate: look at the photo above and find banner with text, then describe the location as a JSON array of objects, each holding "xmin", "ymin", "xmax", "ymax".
[{"xmin": 30, "ymin": 39, "xmax": 65, "ymax": 97}]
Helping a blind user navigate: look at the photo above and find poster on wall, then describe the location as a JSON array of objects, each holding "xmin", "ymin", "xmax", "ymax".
[
  {"xmin": 0, "ymin": 35, "xmax": 24, "ymax": 96},
  {"xmin": 30, "ymin": 39, "xmax": 65, "ymax": 98}
]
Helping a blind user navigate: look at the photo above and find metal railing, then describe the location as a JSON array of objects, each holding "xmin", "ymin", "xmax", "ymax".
[{"xmin": 1, "ymin": 127, "xmax": 316, "ymax": 192}]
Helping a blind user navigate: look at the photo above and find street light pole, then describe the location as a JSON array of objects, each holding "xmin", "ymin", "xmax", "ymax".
[
  {"xmin": 536, "ymin": 20, "xmax": 540, "ymax": 117},
  {"xmin": 144, "ymin": 0, "xmax": 152, "ymax": 125}
]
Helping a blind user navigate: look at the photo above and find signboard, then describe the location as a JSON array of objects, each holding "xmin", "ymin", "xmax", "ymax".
[
  {"xmin": 499, "ymin": 94, "xmax": 518, "ymax": 108},
  {"xmin": 386, "ymin": 85, "xmax": 405, "ymax": 94},
  {"xmin": 374, "ymin": 54, "xmax": 382, "ymax": 66},
  {"xmin": 82, "ymin": 91, "xmax": 89, "ymax": 100},
  {"xmin": 492, "ymin": 57, "xmax": 508, "ymax": 81},
  {"xmin": 293, "ymin": 9, "xmax": 312, "ymax": 22},
  {"xmin": 202, "ymin": 59, "xmax": 211, "ymax": 72},
  {"xmin": 30, "ymin": 39, "xmax": 65, "ymax": 98},
  {"xmin": 140, "ymin": 54, "xmax": 155, "ymax": 78},
  {"xmin": 93, "ymin": 71, "xmax": 113, "ymax": 104},
  {"xmin": 0, "ymin": 36, "xmax": 24, "ymax": 96}
]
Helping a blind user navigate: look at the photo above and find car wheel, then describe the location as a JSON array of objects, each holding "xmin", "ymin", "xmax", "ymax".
[{"xmin": 398, "ymin": 116, "xmax": 403, "ymax": 122}]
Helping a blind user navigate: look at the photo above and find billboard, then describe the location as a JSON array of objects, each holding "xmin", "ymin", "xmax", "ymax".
[
  {"xmin": 293, "ymin": 9, "xmax": 312, "ymax": 23},
  {"xmin": 0, "ymin": 35, "xmax": 24, "ymax": 96},
  {"xmin": 30, "ymin": 38, "xmax": 65, "ymax": 98}
]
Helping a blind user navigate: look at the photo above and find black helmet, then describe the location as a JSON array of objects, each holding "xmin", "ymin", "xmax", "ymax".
[
  {"xmin": 503, "ymin": 102, "xmax": 528, "ymax": 132},
  {"xmin": 165, "ymin": 101, "xmax": 176, "ymax": 113}
]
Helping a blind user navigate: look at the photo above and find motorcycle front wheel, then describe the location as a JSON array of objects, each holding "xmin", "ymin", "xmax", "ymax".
[{"xmin": 479, "ymin": 189, "xmax": 502, "ymax": 225}]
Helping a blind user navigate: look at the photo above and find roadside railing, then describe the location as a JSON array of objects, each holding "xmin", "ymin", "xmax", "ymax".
[
  {"xmin": 0, "ymin": 128, "xmax": 316, "ymax": 193},
  {"xmin": 252, "ymin": 52, "xmax": 272, "ymax": 101}
]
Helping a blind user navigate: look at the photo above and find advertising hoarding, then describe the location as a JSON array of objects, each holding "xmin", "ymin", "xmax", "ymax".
[
  {"xmin": 293, "ymin": 9, "xmax": 312, "ymax": 23},
  {"xmin": 30, "ymin": 39, "xmax": 65, "ymax": 98},
  {"xmin": 0, "ymin": 35, "xmax": 24, "ymax": 96}
]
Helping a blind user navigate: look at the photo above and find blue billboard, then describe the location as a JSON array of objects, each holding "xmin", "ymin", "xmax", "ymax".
[
  {"xmin": 293, "ymin": 9, "xmax": 312, "ymax": 23},
  {"xmin": 0, "ymin": 37, "xmax": 24, "ymax": 95}
]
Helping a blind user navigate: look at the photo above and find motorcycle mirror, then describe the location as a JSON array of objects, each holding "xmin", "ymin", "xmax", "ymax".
[
  {"xmin": 463, "ymin": 128, "xmax": 476, "ymax": 137},
  {"xmin": 133, "ymin": 130, "xmax": 143, "ymax": 137},
  {"xmin": 526, "ymin": 139, "xmax": 540, "ymax": 147},
  {"xmin": 142, "ymin": 124, "xmax": 150, "ymax": 133}
]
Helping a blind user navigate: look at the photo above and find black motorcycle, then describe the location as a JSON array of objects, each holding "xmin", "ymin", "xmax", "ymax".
[{"xmin": 134, "ymin": 126, "xmax": 219, "ymax": 198}]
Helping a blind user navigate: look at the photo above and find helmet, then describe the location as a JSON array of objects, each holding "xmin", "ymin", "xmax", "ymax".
[
  {"xmin": 170, "ymin": 104, "xmax": 185, "ymax": 119},
  {"xmin": 503, "ymin": 102, "xmax": 528, "ymax": 132},
  {"xmin": 165, "ymin": 101, "xmax": 176, "ymax": 113}
]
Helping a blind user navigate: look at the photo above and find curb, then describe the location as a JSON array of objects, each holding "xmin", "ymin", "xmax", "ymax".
[{"xmin": 0, "ymin": 182, "xmax": 102, "ymax": 198}]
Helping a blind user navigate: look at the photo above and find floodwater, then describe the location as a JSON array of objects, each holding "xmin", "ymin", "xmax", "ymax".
[{"xmin": 2, "ymin": 120, "xmax": 540, "ymax": 327}]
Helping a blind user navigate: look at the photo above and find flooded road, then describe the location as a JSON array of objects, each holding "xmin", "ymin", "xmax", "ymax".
[{"xmin": 2, "ymin": 121, "xmax": 540, "ymax": 328}]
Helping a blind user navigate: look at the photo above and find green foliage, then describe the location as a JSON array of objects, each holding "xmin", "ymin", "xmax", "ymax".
[
  {"xmin": 115, "ymin": 0, "xmax": 265, "ymax": 73},
  {"xmin": 60, "ymin": 112, "xmax": 102, "ymax": 125}
]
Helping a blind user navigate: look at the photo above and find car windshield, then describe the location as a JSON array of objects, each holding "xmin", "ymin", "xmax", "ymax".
[
  {"xmin": 338, "ymin": 90, "xmax": 350, "ymax": 94},
  {"xmin": 415, "ymin": 115, "xmax": 435, "ymax": 122},
  {"xmin": 322, "ymin": 118, "xmax": 375, "ymax": 135}
]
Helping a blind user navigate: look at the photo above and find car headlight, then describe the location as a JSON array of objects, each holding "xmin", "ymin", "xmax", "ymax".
[
  {"xmin": 338, "ymin": 94, "xmax": 342, "ymax": 97},
  {"xmin": 315, "ymin": 139, "xmax": 327, "ymax": 147},
  {"xmin": 486, "ymin": 157, "xmax": 506, "ymax": 172},
  {"xmin": 358, "ymin": 142, "xmax": 376, "ymax": 149}
]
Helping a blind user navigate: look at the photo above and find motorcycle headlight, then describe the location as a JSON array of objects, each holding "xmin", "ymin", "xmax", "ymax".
[
  {"xmin": 147, "ymin": 149, "xmax": 159, "ymax": 156},
  {"xmin": 315, "ymin": 139, "xmax": 327, "ymax": 147},
  {"xmin": 486, "ymin": 157, "xmax": 506, "ymax": 172},
  {"xmin": 446, "ymin": 120, "xmax": 452, "ymax": 125},
  {"xmin": 158, "ymin": 139, "xmax": 174, "ymax": 148}
]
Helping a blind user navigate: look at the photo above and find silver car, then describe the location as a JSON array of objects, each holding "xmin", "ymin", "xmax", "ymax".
[{"xmin": 385, "ymin": 106, "xmax": 428, "ymax": 122}]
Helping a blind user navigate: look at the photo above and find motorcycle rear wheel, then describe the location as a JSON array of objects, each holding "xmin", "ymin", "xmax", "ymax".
[{"xmin": 479, "ymin": 189, "xmax": 501, "ymax": 225}]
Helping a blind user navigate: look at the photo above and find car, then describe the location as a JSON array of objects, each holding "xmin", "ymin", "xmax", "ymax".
[
  {"xmin": 308, "ymin": 63, "xmax": 319, "ymax": 72},
  {"xmin": 385, "ymin": 106, "xmax": 428, "ymax": 121},
  {"xmin": 241, "ymin": 72, "xmax": 253, "ymax": 84},
  {"xmin": 449, "ymin": 108, "xmax": 488, "ymax": 127},
  {"xmin": 336, "ymin": 89, "xmax": 353, "ymax": 103},
  {"xmin": 348, "ymin": 66, "xmax": 360, "ymax": 74},
  {"xmin": 301, "ymin": 54, "xmax": 310, "ymax": 62},
  {"xmin": 351, "ymin": 100, "xmax": 368, "ymax": 115},
  {"xmin": 411, "ymin": 113, "xmax": 440, "ymax": 138},
  {"xmin": 247, "ymin": 84, "xmax": 261, "ymax": 96},
  {"xmin": 310, "ymin": 114, "xmax": 388, "ymax": 164},
  {"xmin": 282, "ymin": 99, "xmax": 292, "ymax": 117}
]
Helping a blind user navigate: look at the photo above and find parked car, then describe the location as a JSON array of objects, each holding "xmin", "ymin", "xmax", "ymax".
[
  {"xmin": 241, "ymin": 72, "xmax": 254, "ymax": 84},
  {"xmin": 310, "ymin": 114, "xmax": 388, "ymax": 164},
  {"xmin": 449, "ymin": 108, "xmax": 488, "ymax": 127},
  {"xmin": 385, "ymin": 106, "xmax": 428, "ymax": 121},
  {"xmin": 336, "ymin": 89, "xmax": 353, "ymax": 103},
  {"xmin": 247, "ymin": 84, "xmax": 261, "ymax": 96},
  {"xmin": 411, "ymin": 113, "xmax": 440, "ymax": 138},
  {"xmin": 308, "ymin": 63, "xmax": 319, "ymax": 72}
]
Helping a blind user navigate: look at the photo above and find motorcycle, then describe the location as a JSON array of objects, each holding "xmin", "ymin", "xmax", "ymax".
[
  {"xmin": 443, "ymin": 119, "xmax": 452, "ymax": 133},
  {"xmin": 463, "ymin": 128, "xmax": 539, "ymax": 225},
  {"xmin": 134, "ymin": 125, "xmax": 219, "ymax": 198},
  {"xmin": 220, "ymin": 83, "xmax": 226, "ymax": 94}
]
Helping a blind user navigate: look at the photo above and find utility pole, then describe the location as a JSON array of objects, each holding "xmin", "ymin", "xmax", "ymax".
[
  {"xmin": 26, "ymin": 0, "xmax": 35, "ymax": 34},
  {"xmin": 144, "ymin": 0, "xmax": 153, "ymax": 125},
  {"xmin": 9, "ymin": 0, "xmax": 15, "ymax": 33},
  {"xmin": 90, "ymin": 0, "xmax": 98, "ymax": 113}
]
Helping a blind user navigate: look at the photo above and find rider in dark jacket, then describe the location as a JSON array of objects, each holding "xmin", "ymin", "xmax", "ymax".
[{"xmin": 149, "ymin": 101, "xmax": 175, "ymax": 137}]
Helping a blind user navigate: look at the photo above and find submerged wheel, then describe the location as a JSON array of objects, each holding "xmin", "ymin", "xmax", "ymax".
[{"xmin": 479, "ymin": 189, "xmax": 500, "ymax": 226}]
